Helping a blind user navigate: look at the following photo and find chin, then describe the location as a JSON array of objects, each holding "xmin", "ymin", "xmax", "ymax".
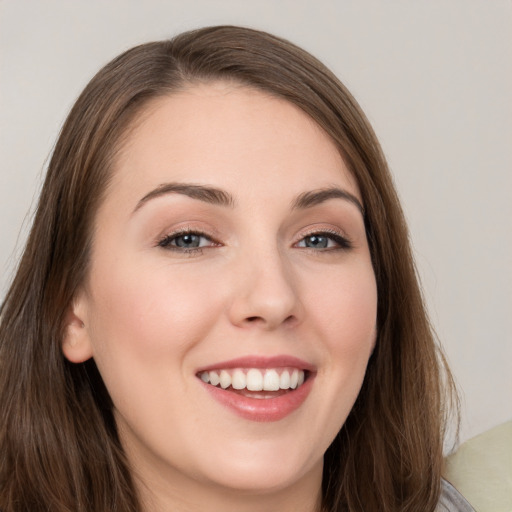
[{"xmin": 196, "ymin": 446, "xmax": 323, "ymax": 495}]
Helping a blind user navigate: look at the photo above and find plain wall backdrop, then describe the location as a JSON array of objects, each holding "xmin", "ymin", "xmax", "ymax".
[{"xmin": 1, "ymin": 0, "xmax": 511, "ymax": 446}]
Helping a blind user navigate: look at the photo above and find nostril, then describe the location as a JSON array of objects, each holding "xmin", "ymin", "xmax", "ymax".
[{"xmin": 244, "ymin": 314, "xmax": 297, "ymax": 327}]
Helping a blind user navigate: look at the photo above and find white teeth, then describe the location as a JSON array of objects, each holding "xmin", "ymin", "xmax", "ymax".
[
  {"xmin": 290, "ymin": 369, "xmax": 299, "ymax": 389},
  {"xmin": 219, "ymin": 370, "xmax": 231, "ymax": 389},
  {"xmin": 200, "ymin": 368, "xmax": 307, "ymax": 392},
  {"xmin": 279, "ymin": 370, "xmax": 291, "ymax": 389},
  {"xmin": 209, "ymin": 371, "xmax": 220, "ymax": 386},
  {"xmin": 232, "ymin": 369, "xmax": 246, "ymax": 390},
  {"xmin": 263, "ymin": 369, "xmax": 280, "ymax": 391},
  {"xmin": 246, "ymin": 369, "xmax": 263, "ymax": 391}
]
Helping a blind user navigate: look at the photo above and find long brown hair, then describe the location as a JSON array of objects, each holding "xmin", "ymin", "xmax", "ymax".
[{"xmin": 0, "ymin": 26, "xmax": 457, "ymax": 511}]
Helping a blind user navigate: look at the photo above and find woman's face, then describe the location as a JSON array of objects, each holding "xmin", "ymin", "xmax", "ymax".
[{"xmin": 65, "ymin": 83, "xmax": 377, "ymax": 502}]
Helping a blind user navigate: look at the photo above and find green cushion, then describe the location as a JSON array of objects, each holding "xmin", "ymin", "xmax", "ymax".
[{"xmin": 444, "ymin": 421, "xmax": 512, "ymax": 512}]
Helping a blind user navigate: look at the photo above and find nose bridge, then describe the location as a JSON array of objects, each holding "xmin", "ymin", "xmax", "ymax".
[{"xmin": 228, "ymin": 240, "xmax": 301, "ymax": 329}]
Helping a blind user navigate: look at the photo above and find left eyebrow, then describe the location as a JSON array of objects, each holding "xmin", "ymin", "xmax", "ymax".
[
  {"xmin": 291, "ymin": 187, "xmax": 365, "ymax": 216},
  {"xmin": 133, "ymin": 182, "xmax": 236, "ymax": 213}
]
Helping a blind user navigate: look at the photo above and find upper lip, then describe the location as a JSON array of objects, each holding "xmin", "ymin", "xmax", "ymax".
[{"xmin": 196, "ymin": 355, "xmax": 316, "ymax": 373}]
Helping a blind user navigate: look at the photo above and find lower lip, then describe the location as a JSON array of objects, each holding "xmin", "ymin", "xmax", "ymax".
[{"xmin": 200, "ymin": 375, "xmax": 315, "ymax": 422}]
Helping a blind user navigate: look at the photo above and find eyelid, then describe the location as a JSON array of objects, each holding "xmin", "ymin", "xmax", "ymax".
[
  {"xmin": 154, "ymin": 223, "xmax": 353, "ymax": 253},
  {"xmin": 156, "ymin": 226, "xmax": 221, "ymax": 252},
  {"xmin": 294, "ymin": 227, "xmax": 353, "ymax": 250}
]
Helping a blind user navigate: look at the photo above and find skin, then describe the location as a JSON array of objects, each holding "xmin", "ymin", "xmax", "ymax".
[{"xmin": 63, "ymin": 82, "xmax": 378, "ymax": 512}]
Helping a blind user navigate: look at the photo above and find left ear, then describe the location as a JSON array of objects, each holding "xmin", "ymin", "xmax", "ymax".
[{"xmin": 61, "ymin": 294, "xmax": 93, "ymax": 363}]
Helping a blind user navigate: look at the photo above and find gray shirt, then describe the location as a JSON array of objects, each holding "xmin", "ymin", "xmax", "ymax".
[{"xmin": 438, "ymin": 479, "xmax": 475, "ymax": 511}]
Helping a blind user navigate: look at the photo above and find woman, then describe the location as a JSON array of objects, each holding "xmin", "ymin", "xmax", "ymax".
[{"xmin": 0, "ymin": 26, "xmax": 473, "ymax": 511}]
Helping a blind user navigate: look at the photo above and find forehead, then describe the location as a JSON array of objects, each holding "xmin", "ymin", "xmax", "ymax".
[{"xmin": 109, "ymin": 82, "xmax": 360, "ymax": 207}]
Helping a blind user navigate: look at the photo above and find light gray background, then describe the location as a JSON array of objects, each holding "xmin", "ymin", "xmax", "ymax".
[{"xmin": 1, "ymin": 0, "xmax": 511, "ymax": 446}]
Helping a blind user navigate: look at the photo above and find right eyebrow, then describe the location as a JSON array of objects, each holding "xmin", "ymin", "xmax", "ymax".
[
  {"xmin": 291, "ymin": 187, "xmax": 365, "ymax": 217},
  {"xmin": 133, "ymin": 182, "xmax": 236, "ymax": 213}
]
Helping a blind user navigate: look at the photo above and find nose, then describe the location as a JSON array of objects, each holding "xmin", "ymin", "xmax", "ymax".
[{"xmin": 227, "ymin": 247, "xmax": 302, "ymax": 330}]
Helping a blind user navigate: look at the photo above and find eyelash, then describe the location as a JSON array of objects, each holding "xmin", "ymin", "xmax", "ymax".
[
  {"xmin": 157, "ymin": 229, "xmax": 218, "ymax": 255},
  {"xmin": 157, "ymin": 228, "xmax": 352, "ymax": 254},
  {"xmin": 295, "ymin": 229, "xmax": 353, "ymax": 251}
]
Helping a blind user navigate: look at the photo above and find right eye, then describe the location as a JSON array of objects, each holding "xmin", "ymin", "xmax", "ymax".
[{"xmin": 158, "ymin": 231, "xmax": 216, "ymax": 252}]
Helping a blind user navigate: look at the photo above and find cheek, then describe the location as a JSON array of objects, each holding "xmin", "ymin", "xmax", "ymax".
[
  {"xmin": 83, "ymin": 256, "xmax": 230, "ymax": 449},
  {"xmin": 307, "ymin": 262, "xmax": 377, "ymax": 353},
  {"xmin": 84, "ymin": 256, "xmax": 226, "ymax": 376},
  {"xmin": 303, "ymin": 258, "xmax": 377, "ymax": 418}
]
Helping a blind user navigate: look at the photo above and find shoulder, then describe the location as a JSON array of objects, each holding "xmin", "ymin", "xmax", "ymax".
[{"xmin": 437, "ymin": 479, "xmax": 475, "ymax": 512}]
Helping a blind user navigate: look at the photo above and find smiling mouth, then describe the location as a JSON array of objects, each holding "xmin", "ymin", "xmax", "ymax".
[{"xmin": 197, "ymin": 367, "xmax": 307, "ymax": 398}]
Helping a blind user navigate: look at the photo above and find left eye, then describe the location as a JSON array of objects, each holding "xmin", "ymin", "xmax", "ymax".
[
  {"xmin": 158, "ymin": 232, "xmax": 213, "ymax": 250},
  {"xmin": 296, "ymin": 233, "xmax": 351, "ymax": 250}
]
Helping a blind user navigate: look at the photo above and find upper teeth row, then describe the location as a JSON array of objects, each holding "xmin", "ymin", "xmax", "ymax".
[{"xmin": 199, "ymin": 368, "xmax": 305, "ymax": 391}]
